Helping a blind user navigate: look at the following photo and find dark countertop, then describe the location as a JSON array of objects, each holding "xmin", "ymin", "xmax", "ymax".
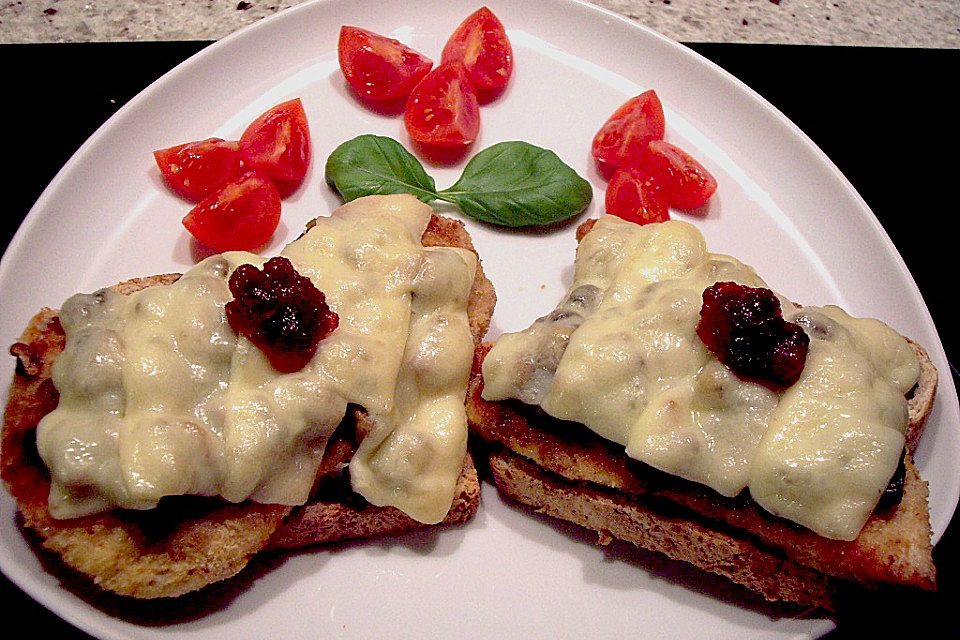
[{"xmin": 1, "ymin": 41, "xmax": 958, "ymax": 639}]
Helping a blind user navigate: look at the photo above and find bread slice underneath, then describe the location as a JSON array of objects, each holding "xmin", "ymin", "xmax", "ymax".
[
  {"xmin": 467, "ymin": 337, "xmax": 937, "ymax": 611},
  {"xmin": 1, "ymin": 214, "xmax": 495, "ymax": 599}
]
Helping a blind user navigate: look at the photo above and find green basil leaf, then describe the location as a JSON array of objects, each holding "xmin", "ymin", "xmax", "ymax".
[
  {"xmin": 325, "ymin": 134, "xmax": 438, "ymax": 203},
  {"xmin": 437, "ymin": 141, "xmax": 592, "ymax": 227}
]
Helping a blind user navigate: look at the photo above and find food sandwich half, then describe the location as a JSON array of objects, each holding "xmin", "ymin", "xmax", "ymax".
[
  {"xmin": 468, "ymin": 215, "xmax": 937, "ymax": 610},
  {"xmin": 1, "ymin": 194, "xmax": 496, "ymax": 599}
]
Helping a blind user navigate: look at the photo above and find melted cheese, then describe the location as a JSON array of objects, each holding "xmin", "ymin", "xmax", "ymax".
[
  {"xmin": 38, "ymin": 195, "xmax": 475, "ymax": 524},
  {"xmin": 482, "ymin": 216, "xmax": 920, "ymax": 540},
  {"xmin": 350, "ymin": 246, "xmax": 476, "ymax": 523}
]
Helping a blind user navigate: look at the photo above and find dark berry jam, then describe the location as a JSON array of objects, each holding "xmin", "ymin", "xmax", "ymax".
[
  {"xmin": 696, "ymin": 281, "xmax": 809, "ymax": 390},
  {"xmin": 226, "ymin": 256, "xmax": 339, "ymax": 373}
]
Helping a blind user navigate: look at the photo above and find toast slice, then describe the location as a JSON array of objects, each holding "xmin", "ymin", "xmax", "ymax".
[
  {"xmin": 1, "ymin": 212, "xmax": 495, "ymax": 599},
  {"xmin": 466, "ymin": 218, "xmax": 938, "ymax": 611}
]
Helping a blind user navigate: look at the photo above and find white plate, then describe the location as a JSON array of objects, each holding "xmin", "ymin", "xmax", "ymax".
[{"xmin": 1, "ymin": 0, "xmax": 956, "ymax": 638}]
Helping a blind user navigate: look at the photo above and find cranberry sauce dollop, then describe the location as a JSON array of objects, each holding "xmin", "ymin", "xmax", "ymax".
[
  {"xmin": 696, "ymin": 281, "xmax": 809, "ymax": 390},
  {"xmin": 226, "ymin": 256, "xmax": 339, "ymax": 373}
]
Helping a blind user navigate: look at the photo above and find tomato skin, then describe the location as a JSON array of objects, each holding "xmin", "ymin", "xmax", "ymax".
[
  {"xmin": 605, "ymin": 167, "xmax": 670, "ymax": 226},
  {"xmin": 404, "ymin": 63, "xmax": 480, "ymax": 151},
  {"xmin": 182, "ymin": 172, "xmax": 282, "ymax": 252},
  {"xmin": 643, "ymin": 140, "xmax": 717, "ymax": 210},
  {"xmin": 440, "ymin": 6, "xmax": 513, "ymax": 103},
  {"xmin": 153, "ymin": 138, "xmax": 242, "ymax": 202},
  {"xmin": 591, "ymin": 90, "xmax": 666, "ymax": 180},
  {"xmin": 239, "ymin": 98, "xmax": 311, "ymax": 188},
  {"xmin": 338, "ymin": 26, "xmax": 434, "ymax": 104}
]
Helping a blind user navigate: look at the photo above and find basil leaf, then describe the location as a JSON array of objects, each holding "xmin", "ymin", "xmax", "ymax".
[
  {"xmin": 438, "ymin": 141, "xmax": 592, "ymax": 227},
  {"xmin": 325, "ymin": 135, "xmax": 438, "ymax": 203}
]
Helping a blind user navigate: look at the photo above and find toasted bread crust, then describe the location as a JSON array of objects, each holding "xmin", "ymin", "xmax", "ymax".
[
  {"xmin": 1, "ymin": 213, "xmax": 495, "ymax": 598},
  {"xmin": 906, "ymin": 338, "xmax": 938, "ymax": 455},
  {"xmin": 269, "ymin": 451, "xmax": 480, "ymax": 550},
  {"xmin": 487, "ymin": 447, "xmax": 836, "ymax": 610}
]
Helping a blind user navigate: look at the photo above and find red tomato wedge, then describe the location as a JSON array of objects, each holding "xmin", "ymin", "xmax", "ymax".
[
  {"xmin": 605, "ymin": 167, "xmax": 670, "ymax": 226},
  {"xmin": 182, "ymin": 172, "xmax": 282, "ymax": 252},
  {"xmin": 440, "ymin": 6, "xmax": 513, "ymax": 102},
  {"xmin": 404, "ymin": 63, "xmax": 480, "ymax": 151},
  {"xmin": 338, "ymin": 26, "xmax": 434, "ymax": 104},
  {"xmin": 591, "ymin": 90, "xmax": 666, "ymax": 179},
  {"xmin": 153, "ymin": 138, "xmax": 243, "ymax": 202},
  {"xmin": 239, "ymin": 98, "xmax": 311, "ymax": 188},
  {"xmin": 642, "ymin": 140, "xmax": 717, "ymax": 210}
]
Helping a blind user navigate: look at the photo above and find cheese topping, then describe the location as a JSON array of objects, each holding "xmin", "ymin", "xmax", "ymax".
[
  {"xmin": 38, "ymin": 194, "xmax": 476, "ymax": 524},
  {"xmin": 482, "ymin": 216, "xmax": 920, "ymax": 540}
]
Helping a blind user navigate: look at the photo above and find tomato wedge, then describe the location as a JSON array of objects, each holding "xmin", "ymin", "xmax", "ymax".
[
  {"xmin": 605, "ymin": 167, "xmax": 670, "ymax": 226},
  {"xmin": 153, "ymin": 138, "xmax": 243, "ymax": 202},
  {"xmin": 239, "ymin": 99, "xmax": 311, "ymax": 189},
  {"xmin": 338, "ymin": 26, "xmax": 434, "ymax": 104},
  {"xmin": 591, "ymin": 90, "xmax": 666, "ymax": 179},
  {"xmin": 404, "ymin": 63, "xmax": 480, "ymax": 151},
  {"xmin": 440, "ymin": 6, "xmax": 513, "ymax": 103},
  {"xmin": 182, "ymin": 172, "xmax": 282, "ymax": 252},
  {"xmin": 642, "ymin": 140, "xmax": 717, "ymax": 210}
]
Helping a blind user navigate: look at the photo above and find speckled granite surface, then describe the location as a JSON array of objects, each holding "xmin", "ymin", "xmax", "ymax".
[{"xmin": 1, "ymin": 0, "xmax": 958, "ymax": 47}]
